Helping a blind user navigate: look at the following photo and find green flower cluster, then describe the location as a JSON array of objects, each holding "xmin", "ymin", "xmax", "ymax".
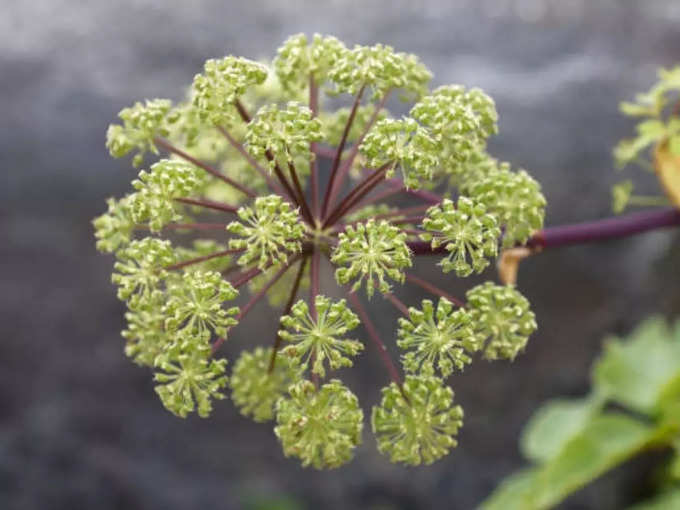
[
  {"xmin": 245, "ymin": 102, "xmax": 323, "ymax": 171},
  {"xmin": 227, "ymin": 194, "xmax": 305, "ymax": 269},
  {"xmin": 96, "ymin": 33, "xmax": 544, "ymax": 470},
  {"xmin": 468, "ymin": 167, "xmax": 546, "ymax": 247},
  {"xmin": 360, "ymin": 117, "xmax": 440, "ymax": 189},
  {"xmin": 411, "ymin": 85, "xmax": 498, "ymax": 181},
  {"xmin": 164, "ymin": 270, "xmax": 239, "ymax": 341},
  {"xmin": 421, "ymin": 197, "xmax": 500, "ymax": 276},
  {"xmin": 372, "ymin": 375, "xmax": 463, "ymax": 465},
  {"xmin": 279, "ymin": 296, "xmax": 363, "ymax": 377},
  {"xmin": 154, "ymin": 346, "xmax": 228, "ymax": 418},
  {"xmin": 191, "ymin": 56, "xmax": 268, "ymax": 126},
  {"xmin": 106, "ymin": 98, "xmax": 178, "ymax": 167},
  {"xmin": 397, "ymin": 297, "xmax": 479, "ymax": 377},
  {"xmin": 93, "ymin": 196, "xmax": 136, "ymax": 253},
  {"xmin": 466, "ymin": 282, "xmax": 537, "ymax": 360},
  {"xmin": 275, "ymin": 379, "xmax": 363, "ymax": 469},
  {"xmin": 332, "ymin": 219, "xmax": 412, "ymax": 298},
  {"xmin": 274, "ymin": 33, "xmax": 347, "ymax": 91},
  {"xmin": 130, "ymin": 159, "xmax": 205, "ymax": 232},
  {"xmin": 230, "ymin": 347, "xmax": 300, "ymax": 423}
]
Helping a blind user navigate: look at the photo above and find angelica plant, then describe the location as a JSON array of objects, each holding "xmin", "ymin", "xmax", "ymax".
[{"xmin": 95, "ymin": 33, "xmax": 550, "ymax": 469}]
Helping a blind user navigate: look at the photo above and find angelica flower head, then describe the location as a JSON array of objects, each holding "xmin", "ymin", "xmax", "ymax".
[
  {"xmin": 96, "ymin": 33, "xmax": 544, "ymax": 469},
  {"xmin": 398, "ymin": 297, "xmax": 480, "ymax": 377},
  {"xmin": 372, "ymin": 375, "xmax": 464, "ymax": 465},
  {"xmin": 275, "ymin": 379, "xmax": 363, "ymax": 469}
]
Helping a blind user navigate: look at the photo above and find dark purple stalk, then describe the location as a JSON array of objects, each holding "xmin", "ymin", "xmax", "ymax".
[
  {"xmin": 321, "ymin": 84, "xmax": 366, "ymax": 217},
  {"xmin": 216, "ymin": 126, "xmax": 285, "ymax": 196},
  {"xmin": 153, "ymin": 137, "xmax": 256, "ymax": 198},
  {"xmin": 287, "ymin": 160, "xmax": 314, "ymax": 224},
  {"xmin": 323, "ymin": 164, "xmax": 389, "ymax": 228},
  {"xmin": 269, "ymin": 256, "xmax": 308, "ymax": 373},
  {"xmin": 166, "ymin": 248, "xmax": 244, "ymax": 271},
  {"xmin": 384, "ymin": 292, "xmax": 409, "ymax": 316},
  {"xmin": 347, "ymin": 291, "xmax": 402, "ymax": 386},
  {"xmin": 174, "ymin": 197, "xmax": 238, "ymax": 214},
  {"xmin": 385, "ymin": 178, "xmax": 441, "ymax": 204},
  {"xmin": 408, "ymin": 207, "xmax": 680, "ymax": 254},
  {"xmin": 309, "ymin": 75, "xmax": 321, "ymax": 217},
  {"xmin": 327, "ymin": 91, "xmax": 391, "ymax": 207},
  {"xmin": 404, "ymin": 273, "xmax": 465, "ymax": 308},
  {"xmin": 235, "ymin": 256, "xmax": 300, "ymax": 321}
]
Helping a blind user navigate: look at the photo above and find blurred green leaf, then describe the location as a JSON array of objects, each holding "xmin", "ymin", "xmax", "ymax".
[
  {"xmin": 530, "ymin": 413, "xmax": 656, "ymax": 508},
  {"xmin": 627, "ymin": 487, "xmax": 680, "ymax": 510},
  {"xmin": 483, "ymin": 413, "xmax": 657, "ymax": 510},
  {"xmin": 593, "ymin": 316, "xmax": 680, "ymax": 415},
  {"xmin": 480, "ymin": 469, "xmax": 539, "ymax": 510},
  {"xmin": 520, "ymin": 395, "xmax": 603, "ymax": 463}
]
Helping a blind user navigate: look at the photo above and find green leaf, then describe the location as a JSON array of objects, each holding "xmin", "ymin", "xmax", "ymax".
[
  {"xmin": 486, "ymin": 413, "xmax": 657, "ymax": 510},
  {"xmin": 669, "ymin": 134, "xmax": 680, "ymax": 156},
  {"xmin": 530, "ymin": 413, "xmax": 657, "ymax": 509},
  {"xmin": 520, "ymin": 395, "xmax": 603, "ymax": 463},
  {"xmin": 637, "ymin": 119, "xmax": 667, "ymax": 139},
  {"xmin": 480, "ymin": 468, "xmax": 539, "ymax": 510},
  {"xmin": 593, "ymin": 316, "xmax": 680, "ymax": 415},
  {"xmin": 627, "ymin": 488, "xmax": 680, "ymax": 510}
]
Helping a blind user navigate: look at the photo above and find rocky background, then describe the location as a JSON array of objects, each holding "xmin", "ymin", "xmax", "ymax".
[{"xmin": 2, "ymin": 1, "xmax": 680, "ymax": 508}]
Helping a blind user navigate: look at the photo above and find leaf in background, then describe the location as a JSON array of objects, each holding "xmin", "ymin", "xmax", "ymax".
[
  {"xmin": 531, "ymin": 413, "xmax": 657, "ymax": 509},
  {"xmin": 593, "ymin": 316, "xmax": 680, "ymax": 415},
  {"xmin": 654, "ymin": 142, "xmax": 680, "ymax": 207},
  {"xmin": 520, "ymin": 394, "xmax": 603, "ymax": 463},
  {"xmin": 626, "ymin": 488, "xmax": 680, "ymax": 510},
  {"xmin": 482, "ymin": 413, "xmax": 657, "ymax": 510},
  {"xmin": 480, "ymin": 469, "xmax": 539, "ymax": 510}
]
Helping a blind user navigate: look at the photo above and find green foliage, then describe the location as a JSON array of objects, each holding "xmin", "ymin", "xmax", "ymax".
[
  {"xmin": 106, "ymin": 98, "xmax": 178, "ymax": 167},
  {"xmin": 275, "ymin": 379, "xmax": 363, "ymax": 469},
  {"xmin": 612, "ymin": 179, "xmax": 634, "ymax": 214},
  {"xmin": 230, "ymin": 347, "xmax": 301, "ymax": 423},
  {"xmin": 614, "ymin": 66, "xmax": 680, "ymax": 169},
  {"xmin": 612, "ymin": 65, "xmax": 680, "ymax": 213},
  {"xmin": 468, "ymin": 167, "xmax": 546, "ymax": 247},
  {"xmin": 466, "ymin": 282, "xmax": 537, "ymax": 361},
  {"xmin": 360, "ymin": 117, "xmax": 439, "ymax": 189},
  {"xmin": 245, "ymin": 102, "xmax": 323, "ymax": 171},
  {"xmin": 483, "ymin": 414, "xmax": 657, "ymax": 510},
  {"xmin": 421, "ymin": 197, "xmax": 500, "ymax": 277},
  {"xmin": 154, "ymin": 345, "xmax": 228, "ymax": 418},
  {"xmin": 593, "ymin": 316, "xmax": 680, "ymax": 416},
  {"xmin": 482, "ymin": 316, "xmax": 680, "ymax": 510},
  {"xmin": 332, "ymin": 219, "xmax": 412, "ymax": 298},
  {"xmin": 227, "ymin": 195, "xmax": 305, "ymax": 269},
  {"xmin": 129, "ymin": 159, "xmax": 205, "ymax": 232},
  {"xmin": 397, "ymin": 298, "xmax": 479, "ymax": 377},
  {"xmin": 372, "ymin": 375, "xmax": 463, "ymax": 465},
  {"xmin": 191, "ymin": 56, "xmax": 268, "ymax": 126},
  {"xmin": 279, "ymin": 296, "xmax": 363, "ymax": 378}
]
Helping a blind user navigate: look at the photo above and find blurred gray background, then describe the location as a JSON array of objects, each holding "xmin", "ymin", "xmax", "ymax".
[{"xmin": 2, "ymin": 1, "xmax": 680, "ymax": 509}]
